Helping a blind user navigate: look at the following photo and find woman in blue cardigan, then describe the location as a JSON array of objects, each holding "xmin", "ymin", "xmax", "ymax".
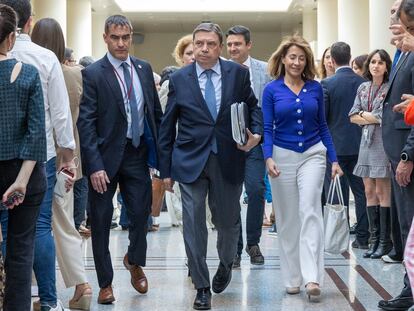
[{"xmin": 262, "ymin": 35, "xmax": 342, "ymax": 300}]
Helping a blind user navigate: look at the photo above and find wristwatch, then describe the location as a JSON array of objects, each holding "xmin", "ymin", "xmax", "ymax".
[{"xmin": 401, "ymin": 152, "xmax": 410, "ymax": 162}]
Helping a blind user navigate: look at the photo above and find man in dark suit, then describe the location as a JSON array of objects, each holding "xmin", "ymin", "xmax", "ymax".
[
  {"xmin": 158, "ymin": 23, "xmax": 262, "ymax": 310},
  {"xmin": 225, "ymin": 25, "xmax": 271, "ymax": 267},
  {"xmin": 77, "ymin": 15, "xmax": 162, "ymax": 304},
  {"xmin": 321, "ymin": 42, "xmax": 369, "ymax": 249},
  {"xmin": 378, "ymin": 1, "xmax": 414, "ymax": 310}
]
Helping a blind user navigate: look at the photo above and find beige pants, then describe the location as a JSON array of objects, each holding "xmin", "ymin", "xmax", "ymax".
[
  {"xmin": 270, "ymin": 142, "xmax": 326, "ymax": 287},
  {"xmin": 52, "ymin": 189, "xmax": 87, "ymax": 288}
]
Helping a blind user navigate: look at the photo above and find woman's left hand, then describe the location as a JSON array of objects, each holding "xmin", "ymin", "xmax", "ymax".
[
  {"xmin": 2, "ymin": 182, "xmax": 26, "ymax": 209},
  {"xmin": 331, "ymin": 162, "xmax": 344, "ymax": 179}
]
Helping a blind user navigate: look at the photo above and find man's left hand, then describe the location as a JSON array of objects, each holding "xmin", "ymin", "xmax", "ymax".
[
  {"xmin": 390, "ymin": 24, "xmax": 414, "ymax": 52},
  {"xmin": 394, "ymin": 94, "xmax": 414, "ymax": 113},
  {"xmin": 237, "ymin": 128, "xmax": 261, "ymax": 152},
  {"xmin": 396, "ymin": 160, "xmax": 414, "ymax": 187}
]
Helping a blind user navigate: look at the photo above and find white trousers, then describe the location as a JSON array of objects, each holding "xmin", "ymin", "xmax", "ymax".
[
  {"xmin": 270, "ymin": 142, "xmax": 326, "ymax": 287},
  {"xmin": 52, "ymin": 189, "xmax": 87, "ymax": 288}
]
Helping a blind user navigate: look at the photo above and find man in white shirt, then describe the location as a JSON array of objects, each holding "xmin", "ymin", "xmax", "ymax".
[
  {"xmin": 226, "ymin": 25, "xmax": 270, "ymax": 268},
  {"xmin": 0, "ymin": 1, "xmax": 76, "ymax": 310}
]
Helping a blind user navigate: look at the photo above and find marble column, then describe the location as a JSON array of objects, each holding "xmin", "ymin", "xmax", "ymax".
[
  {"xmin": 67, "ymin": 0, "xmax": 92, "ymax": 59},
  {"xmin": 337, "ymin": 0, "xmax": 369, "ymax": 59},
  {"xmin": 317, "ymin": 0, "xmax": 338, "ymax": 59},
  {"xmin": 32, "ymin": 0, "xmax": 67, "ymax": 39}
]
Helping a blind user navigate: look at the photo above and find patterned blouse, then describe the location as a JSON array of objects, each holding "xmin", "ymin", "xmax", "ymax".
[
  {"xmin": 349, "ymin": 81, "xmax": 389, "ymax": 146},
  {"xmin": 0, "ymin": 59, "xmax": 46, "ymax": 162}
]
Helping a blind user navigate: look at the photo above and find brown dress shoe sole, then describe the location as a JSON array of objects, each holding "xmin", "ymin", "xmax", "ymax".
[{"xmin": 97, "ymin": 296, "xmax": 115, "ymax": 304}]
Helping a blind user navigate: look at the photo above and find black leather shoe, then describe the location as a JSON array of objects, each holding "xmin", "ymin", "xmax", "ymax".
[
  {"xmin": 351, "ymin": 239, "xmax": 369, "ymax": 249},
  {"xmin": 232, "ymin": 254, "xmax": 241, "ymax": 269},
  {"xmin": 246, "ymin": 244, "xmax": 264, "ymax": 265},
  {"xmin": 212, "ymin": 262, "xmax": 232, "ymax": 294},
  {"xmin": 193, "ymin": 288, "xmax": 211, "ymax": 310},
  {"xmin": 378, "ymin": 294, "xmax": 413, "ymax": 310}
]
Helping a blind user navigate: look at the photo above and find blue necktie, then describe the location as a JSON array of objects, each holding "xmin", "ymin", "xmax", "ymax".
[
  {"xmin": 203, "ymin": 69, "xmax": 218, "ymax": 153},
  {"xmin": 204, "ymin": 70, "xmax": 217, "ymax": 120},
  {"xmin": 121, "ymin": 62, "xmax": 140, "ymax": 148},
  {"xmin": 391, "ymin": 49, "xmax": 402, "ymax": 74}
]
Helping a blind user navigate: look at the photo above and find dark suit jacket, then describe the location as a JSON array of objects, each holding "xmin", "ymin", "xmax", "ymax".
[
  {"xmin": 158, "ymin": 59, "xmax": 263, "ymax": 184},
  {"xmin": 77, "ymin": 55, "xmax": 163, "ymax": 178},
  {"xmin": 382, "ymin": 52, "xmax": 414, "ymax": 163},
  {"xmin": 321, "ymin": 67, "xmax": 366, "ymax": 156}
]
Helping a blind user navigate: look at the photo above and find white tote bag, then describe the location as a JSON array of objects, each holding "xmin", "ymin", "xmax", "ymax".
[{"xmin": 324, "ymin": 175, "xmax": 350, "ymax": 255}]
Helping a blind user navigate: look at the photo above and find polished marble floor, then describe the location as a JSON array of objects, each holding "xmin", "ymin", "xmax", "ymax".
[{"xmin": 50, "ymin": 203, "xmax": 405, "ymax": 311}]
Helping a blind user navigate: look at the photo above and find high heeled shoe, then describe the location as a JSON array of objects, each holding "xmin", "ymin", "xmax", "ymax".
[
  {"xmin": 305, "ymin": 282, "xmax": 321, "ymax": 301},
  {"xmin": 69, "ymin": 283, "xmax": 93, "ymax": 310}
]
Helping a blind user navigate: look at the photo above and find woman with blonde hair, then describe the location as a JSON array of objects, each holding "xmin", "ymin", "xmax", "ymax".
[
  {"xmin": 263, "ymin": 35, "xmax": 342, "ymax": 300},
  {"xmin": 158, "ymin": 34, "xmax": 194, "ymax": 111}
]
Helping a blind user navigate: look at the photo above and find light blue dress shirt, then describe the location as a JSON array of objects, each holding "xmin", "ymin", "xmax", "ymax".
[
  {"xmin": 196, "ymin": 61, "xmax": 222, "ymax": 114},
  {"xmin": 107, "ymin": 52, "xmax": 145, "ymax": 138}
]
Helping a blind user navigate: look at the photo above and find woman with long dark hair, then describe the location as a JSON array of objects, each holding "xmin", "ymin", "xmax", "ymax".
[
  {"xmin": 349, "ymin": 49, "xmax": 393, "ymax": 260},
  {"xmin": 31, "ymin": 18, "xmax": 92, "ymax": 310},
  {"xmin": 0, "ymin": 4, "xmax": 46, "ymax": 310}
]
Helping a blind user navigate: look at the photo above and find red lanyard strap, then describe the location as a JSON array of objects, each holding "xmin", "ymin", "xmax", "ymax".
[
  {"xmin": 112, "ymin": 63, "xmax": 134, "ymax": 102},
  {"xmin": 367, "ymin": 82, "xmax": 382, "ymax": 112}
]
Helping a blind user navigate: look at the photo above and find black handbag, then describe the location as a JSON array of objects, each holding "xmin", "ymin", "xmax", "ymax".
[{"xmin": 231, "ymin": 102, "xmax": 249, "ymax": 145}]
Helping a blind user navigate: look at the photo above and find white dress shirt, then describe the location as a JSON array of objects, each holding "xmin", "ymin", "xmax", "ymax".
[
  {"xmin": 106, "ymin": 52, "xmax": 145, "ymax": 138},
  {"xmin": 10, "ymin": 34, "xmax": 75, "ymax": 161},
  {"xmin": 242, "ymin": 56, "xmax": 255, "ymax": 94},
  {"xmin": 195, "ymin": 61, "xmax": 222, "ymax": 113}
]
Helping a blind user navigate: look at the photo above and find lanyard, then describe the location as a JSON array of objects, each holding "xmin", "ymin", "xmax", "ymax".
[
  {"xmin": 367, "ymin": 82, "xmax": 382, "ymax": 112},
  {"xmin": 112, "ymin": 63, "xmax": 134, "ymax": 103}
]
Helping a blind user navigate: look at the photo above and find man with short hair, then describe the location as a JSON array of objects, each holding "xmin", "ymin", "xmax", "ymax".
[
  {"xmin": 77, "ymin": 14, "xmax": 162, "ymax": 304},
  {"xmin": 0, "ymin": 1, "xmax": 76, "ymax": 310},
  {"xmin": 321, "ymin": 42, "xmax": 369, "ymax": 250},
  {"xmin": 158, "ymin": 22, "xmax": 262, "ymax": 310},
  {"xmin": 377, "ymin": 1, "xmax": 414, "ymax": 309},
  {"xmin": 226, "ymin": 25, "xmax": 270, "ymax": 267}
]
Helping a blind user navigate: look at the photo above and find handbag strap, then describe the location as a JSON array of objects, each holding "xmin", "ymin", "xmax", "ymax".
[
  {"xmin": 334, "ymin": 175, "xmax": 345, "ymax": 207},
  {"xmin": 326, "ymin": 175, "xmax": 345, "ymax": 207},
  {"xmin": 327, "ymin": 177, "xmax": 335, "ymax": 204}
]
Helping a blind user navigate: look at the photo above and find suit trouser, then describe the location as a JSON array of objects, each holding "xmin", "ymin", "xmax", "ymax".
[
  {"xmin": 389, "ymin": 161, "xmax": 414, "ymax": 298},
  {"xmin": 179, "ymin": 154, "xmax": 242, "ymax": 289},
  {"xmin": 52, "ymin": 189, "xmax": 87, "ymax": 288},
  {"xmin": 90, "ymin": 141, "xmax": 151, "ymax": 288},
  {"xmin": 390, "ymin": 185, "xmax": 403, "ymax": 258},
  {"xmin": 270, "ymin": 143, "xmax": 325, "ymax": 287},
  {"xmin": 237, "ymin": 145, "xmax": 265, "ymax": 254},
  {"xmin": 337, "ymin": 155, "xmax": 368, "ymax": 243}
]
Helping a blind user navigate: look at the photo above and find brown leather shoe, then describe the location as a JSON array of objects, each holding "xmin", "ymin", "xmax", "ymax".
[
  {"xmin": 97, "ymin": 286, "xmax": 115, "ymax": 304},
  {"xmin": 123, "ymin": 254, "xmax": 148, "ymax": 294}
]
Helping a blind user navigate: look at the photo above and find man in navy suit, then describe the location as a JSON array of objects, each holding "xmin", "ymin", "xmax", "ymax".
[
  {"xmin": 77, "ymin": 15, "xmax": 162, "ymax": 304},
  {"xmin": 158, "ymin": 23, "xmax": 263, "ymax": 310},
  {"xmin": 226, "ymin": 25, "xmax": 271, "ymax": 267},
  {"xmin": 321, "ymin": 42, "xmax": 369, "ymax": 249}
]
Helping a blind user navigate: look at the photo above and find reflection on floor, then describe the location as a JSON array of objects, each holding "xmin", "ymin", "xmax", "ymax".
[{"xmin": 52, "ymin": 208, "xmax": 404, "ymax": 311}]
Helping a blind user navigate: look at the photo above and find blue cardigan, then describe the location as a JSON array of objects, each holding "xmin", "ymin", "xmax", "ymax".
[{"xmin": 262, "ymin": 77, "xmax": 337, "ymax": 162}]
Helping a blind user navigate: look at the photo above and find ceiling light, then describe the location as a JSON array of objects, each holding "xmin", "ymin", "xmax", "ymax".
[{"xmin": 114, "ymin": 0, "xmax": 293, "ymax": 12}]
